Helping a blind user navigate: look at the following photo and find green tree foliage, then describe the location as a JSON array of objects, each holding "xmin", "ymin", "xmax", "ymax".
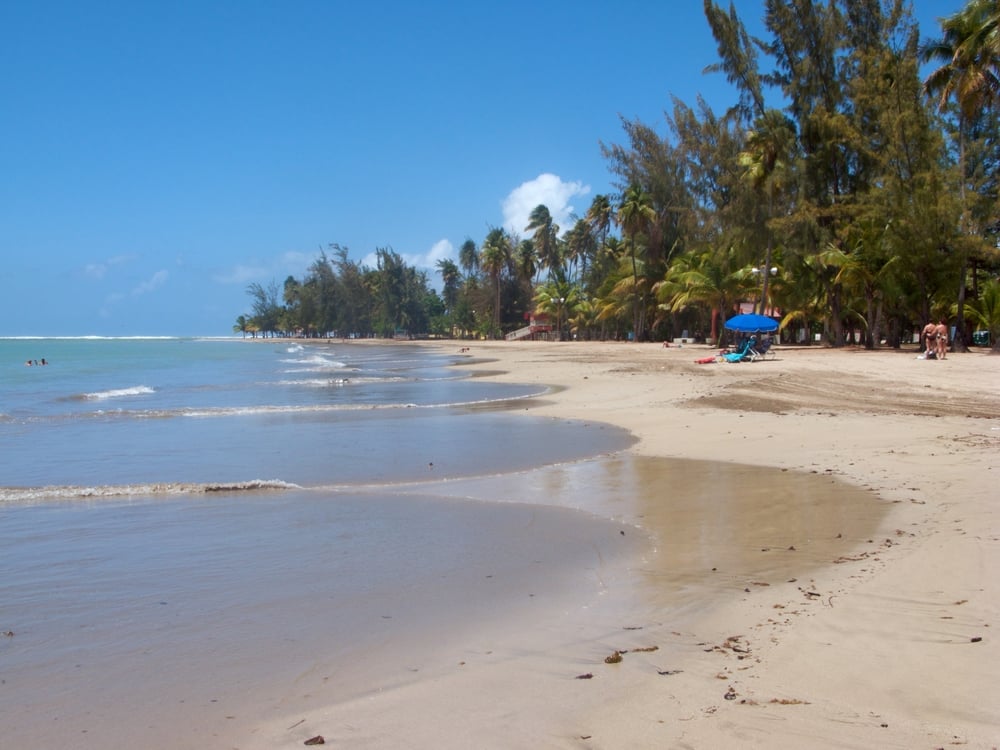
[
  {"xmin": 239, "ymin": 0, "xmax": 999, "ymax": 349},
  {"xmin": 239, "ymin": 244, "xmax": 440, "ymax": 339},
  {"xmin": 922, "ymin": 0, "xmax": 1000, "ymax": 349},
  {"xmin": 525, "ymin": 204, "xmax": 562, "ymax": 280},
  {"xmin": 436, "ymin": 258, "xmax": 461, "ymax": 313},
  {"xmin": 966, "ymin": 278, "xmax": 1000, "ymax": 350},
  {"xmin": 616, "ymin": 184, "xmax": 657, "ymax": 340},
  {"xmin": 245, "ymin": 280, "xmax": 282, "ymax": 337},
  {"xmin": 480, "ymin": 227, "xmax": 513, "ymax": 339}
]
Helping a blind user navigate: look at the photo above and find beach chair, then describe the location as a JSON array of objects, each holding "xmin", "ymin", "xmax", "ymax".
[
  {"xmin": 749, "ymin": 337, "xmax": 776, "ymax": 361},
  {"xmin": 723, "ymin": 337, "xmax": 755, "ymax": 363}
]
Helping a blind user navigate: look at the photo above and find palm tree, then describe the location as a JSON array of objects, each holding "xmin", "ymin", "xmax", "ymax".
[
  {"xmin": 586, "ymin": 194, "xmax": 614, "ymax": 250},
  {"xmin": 595, "ymin": 263, "xmax": 643, "ymax": 340},
  {"xmin": 922, "ymin": 0, "xmax": 1000, "ymax": 350},
  {"xmin": 657, "ymin": 247, "xmax": 751, "ymax": 345},
  {"xmin": 233, "ymin": 315, "xmax": 250, "ymax": 338},
  {"xmin": 562, "ymin": 219, "xmax": 596, "ymax": 285},
  {"xmin": 534, "ymin": 279, "xmax": 581, "ymax": 341},
  {"xmin": 966, "ymin": 277, "xmax": 1000, "ymax": 351},
  {"xmin": 525, "ymin": 204, "xmax": 561, "ymax": 279},
  {"xmin": 567, "ymin": 297, "xmax": 599, "ymax": 341},
  {"xmin": 514, "ymin": 239, "xmax": 537, "ymax": 293},
  {"xmin": 436, "ymin": 258, "xmax": 460, "ymax": 314},
  {"xmin": 480, "ymin": 227, "xmax": 511, "ymax": 339},
  {"xmin": 923, "ymin": 0, "xmax": 1000, "ymax": 117},
  {"xmin": 616, "ymin": 185, "xmax": 656, "ymax": 340},
  {"xmin": 819, "ymin": 235, "xmax": 901, "ymax": 350},
  {"xmin": 458, "ymin": 238, "xmax": 479, "ymax": 277}
]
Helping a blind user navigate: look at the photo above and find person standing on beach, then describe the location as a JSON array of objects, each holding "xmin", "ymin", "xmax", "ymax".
[
  {"xmin": 935, "ymin": 319, "xmax": 949, "ymax": 360},
  {"xmin": 922, "ymin": 321, "xmax": 937, "ymax": 358}
]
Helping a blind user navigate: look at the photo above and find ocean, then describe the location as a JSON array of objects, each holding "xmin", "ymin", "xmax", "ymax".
[
  {"xmin": 0, "ymin": 337, "xmax": 634, "ymax": 495},
  {"xmin": 0, "ymin": 338, "xmax": 638, "ymax": 748}
]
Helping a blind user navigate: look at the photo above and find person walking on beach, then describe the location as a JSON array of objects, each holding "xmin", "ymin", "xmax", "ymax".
[
  {"xmin": 935, "ymin": 319, "xmax": 949, "ymax": 360},
  {"xmin": 922, "ymin": 321, "xmax": 937, "ymax": 358}
]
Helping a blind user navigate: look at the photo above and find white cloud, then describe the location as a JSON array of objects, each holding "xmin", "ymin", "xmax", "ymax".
[
  {"xmin": 215, "ymin": 263, "xmax": 271, "ymax": 285},
  {"xmin": 95, "ymin": 269, "xmax": 168, "ymax": 320},
  {"xmin": 131, "ymin": 270, "xmax": 169, "ymax": 296},
  {"xmin": 501, "ymin": 173, "xmax": 591, "ymax": 239},
  {"xmin": 99, "ymin": 291, "xmax": 125, "ymax": 319},
  {"xmin": 215, "ymin": 251, "xmax": 315, "ymax": 285},
  {"xmin": 83, "ymin": 254, "xmax": 136, "ymax": 280},
  {"xmin": 423, "ymin": 238, "xmax": 454, "ymax": 267},
  {"xmin": 360, "ymin": 239, "xmax": 455, "ymax": 276},
  {"xmin": 279, "ymin": 250, "xmax": 313, "ymax": 269}
]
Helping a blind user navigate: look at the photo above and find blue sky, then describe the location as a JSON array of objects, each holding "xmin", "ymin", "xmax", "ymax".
[{"xmin": 2, "ymin": 0, "xmax": 959, "ymax": 336}]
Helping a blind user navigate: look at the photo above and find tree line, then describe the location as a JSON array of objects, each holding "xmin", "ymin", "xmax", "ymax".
[
  {"xmin": 237, "ymin": 0, "xmax": 1000, "ymax": 350},
  {"xmin": 235, "ymin": 245, "xmax": 444, "ymax": 340}
]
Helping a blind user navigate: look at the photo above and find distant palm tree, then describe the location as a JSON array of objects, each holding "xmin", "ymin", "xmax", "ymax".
[
  {"xmin": 819, "ymin": 234, "xmax": 901, "ymax": 349},
  {"xmin": 922, "ymin": 0, "xmax": 1000, "ymax": 349},
  {"xmin": 436, "ymin": 258, "xmax": 460, "ymax": 312},
  {"xmin": 596, "ymin": 262, "xmax": 645, "ymax": 340},
  {"xmin": 567, "ymin": 297, "xmax": 599, "ymax": 341},
  {"xmin": 233, "ymin": 315, "xmax": 249, "ymax": 338},
  {"xmin": 616, "ymin": 185, "xmax": 656, "ymax": 340},
  {"xmin": 525, "ymin": 204, "xmax": 561, "ymax": 279},
  {"xmin": 966, "ymin": 278, "xmax": 1000, "ymax": 351},
  {"xmin": 921, "ymin": 0, "xmax": 1000, "ymax": 351},
  {"xmin": 657, "ymin": 247, "xmax": 749, "ymax": 345},
  {"xmin": 586, "ymin": 194, "xmax": 613, "ymax": 248},
  {"xmin": 563, "ymin": 219, "xmax": 596, "ymax": 285},
  {"xmin": 458, "ymin": 238, "xmax": 479, "ymax": 277},
  {"xmin": 514, "ymin": 239, "xmax": 537, "ymax": 292},
  {"xmin": 534, "ymin": 279, "xmax": 581, "ymax": 341},
  {"xmin": 480, "ymin": 228, "xmax": 511, "ymax": 338},
  {"xmin": 969, "ymin": 279, "xmax": 1000, "ymax": 352}
]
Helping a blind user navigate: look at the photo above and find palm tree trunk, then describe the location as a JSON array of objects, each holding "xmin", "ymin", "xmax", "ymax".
[
  {"xmin": 954, "ymin": 118, "xmax": 970, "ymax": 353},
  {"xmin": 630, "ymin": 236, "xmax": 640, "ymax": 341},
  {"xmin": 955, "ymin": 260, "xmax": 969, "ymax": 352}
]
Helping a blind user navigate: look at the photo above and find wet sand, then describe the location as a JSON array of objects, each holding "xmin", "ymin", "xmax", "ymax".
[
  {"xmin": 246, "ymin": 341, "xmax": 999, "ymax": 749},
  {"xmin": 0, "ymin": 490, "xmax": 642, "ymax": 750}
]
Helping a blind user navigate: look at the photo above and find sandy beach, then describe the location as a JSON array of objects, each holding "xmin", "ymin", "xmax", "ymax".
[{"xmin": 250, "ymin": 340, "xmax": 999, "ymax": 750}]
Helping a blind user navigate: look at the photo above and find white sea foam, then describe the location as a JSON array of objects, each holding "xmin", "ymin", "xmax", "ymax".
[
  {"xmin": 0, "ymin": 335, "xmax": 181, "ymax": 340},
  {"xmin": 276, "ymin": 378, "xmax": 356, "ymax": 387},
  {"xmin": 280, "ymin": 354, "xmax": 347, "ymax": 370},
  {"xmin": 82, "ymin": 385, "xmax": 156, "ymax": 400},
  {"xmin": 0, "ymin": 479, "xmax": 302, "ymax": 504}
]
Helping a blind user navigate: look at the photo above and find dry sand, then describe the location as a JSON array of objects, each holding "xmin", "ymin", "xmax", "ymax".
[{"xmin": 250, "ymin": 341, "xmax": 999, "ymax": 750}]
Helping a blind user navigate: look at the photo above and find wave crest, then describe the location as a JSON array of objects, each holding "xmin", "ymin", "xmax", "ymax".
[
  {"xmin": 80, "ymin": 385, "xmax": 156, "ymax": 400},
  {"xmin": 0, "ymin": 479, "xmax": 301, "ymax": 504}
]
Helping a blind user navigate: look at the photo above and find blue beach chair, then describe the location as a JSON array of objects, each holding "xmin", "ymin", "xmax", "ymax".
[
  {"xmin": 723, "ymin": 336, "xmax": 755, "ymax": 363},
  {"xmin": 749, "ymin": 336, "xmax": 776, "ymax": 361}
]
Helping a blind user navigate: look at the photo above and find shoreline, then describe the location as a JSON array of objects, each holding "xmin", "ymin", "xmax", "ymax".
[{"xmin": 250, "ymin": 340, "xmax": 999, "ymax": 749}]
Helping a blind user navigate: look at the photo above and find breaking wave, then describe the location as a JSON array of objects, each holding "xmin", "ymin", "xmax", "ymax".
[
  {"xmin": 0, "ymin": 479, "xmax": 302, "ymax": 504},
  {"xmin": 79, "ymin": 385, "xmax": 156, "ymax": 401}
]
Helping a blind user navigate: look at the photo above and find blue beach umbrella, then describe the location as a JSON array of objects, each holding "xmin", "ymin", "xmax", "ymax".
[{"xmin": 724, "ymin": 313, "xmax": 779, "ymax": 333}]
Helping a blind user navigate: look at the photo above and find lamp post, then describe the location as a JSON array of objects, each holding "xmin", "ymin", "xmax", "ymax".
[
  {"xmin": 752, "ymin": 265, "xmax": 777, "ymax": 315},
  {"xmin": 555, "ymin": 297, "xmax": 565, "ymax": 341}
]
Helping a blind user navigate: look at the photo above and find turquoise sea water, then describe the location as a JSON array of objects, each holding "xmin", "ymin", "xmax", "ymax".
[
  {"xmin": 0, "ymin": 338, "xmax": 631, "ymax": 495},
  {"xmin": 0, "ymin": 338, "xmax": 637, "ymax": 749}
]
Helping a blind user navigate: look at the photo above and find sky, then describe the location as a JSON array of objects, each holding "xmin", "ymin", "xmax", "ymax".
[{"xmin": 2, "ymin": 0, "xmax": 961, "ymax": 336}]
